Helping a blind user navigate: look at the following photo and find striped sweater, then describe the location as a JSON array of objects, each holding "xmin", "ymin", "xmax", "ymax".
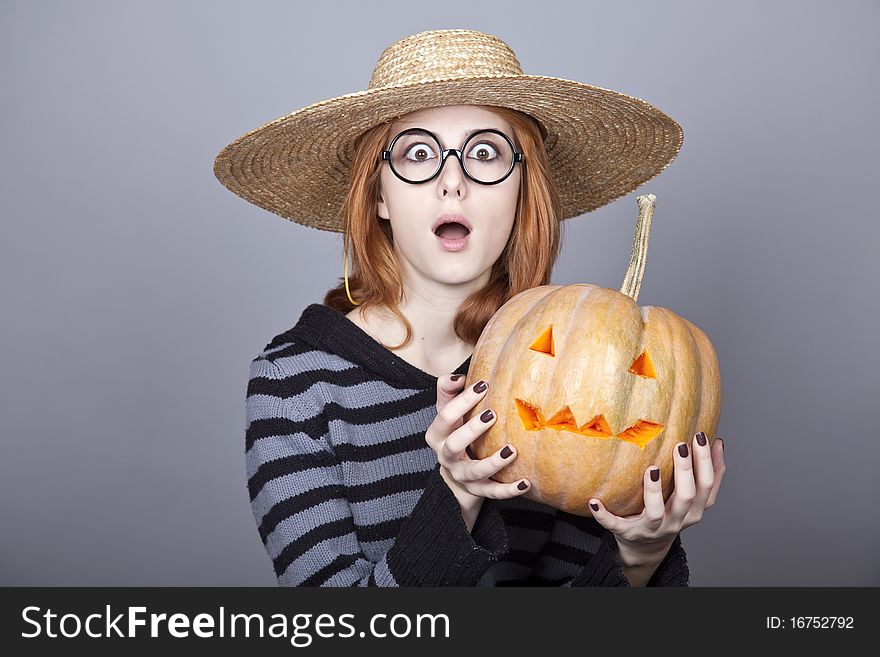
[{"xmin": 245, "ymin": 302, "xmax": 690, "ymax": 586}]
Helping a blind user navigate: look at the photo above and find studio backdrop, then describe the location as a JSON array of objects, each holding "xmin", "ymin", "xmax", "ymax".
[{"xmin": 1, "ymin": 0, "xmax": 877, "ymax": 586}]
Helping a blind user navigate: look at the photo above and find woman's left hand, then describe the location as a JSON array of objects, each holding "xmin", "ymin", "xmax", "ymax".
[{"xmin": 588, "ymin": 431, "xmax": 726, "ymax": 561}]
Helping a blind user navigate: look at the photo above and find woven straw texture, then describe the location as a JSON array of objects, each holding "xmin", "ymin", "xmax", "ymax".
[{"xmin": 213, "ymin": 29, "xmax": 683, "ymax": 233}]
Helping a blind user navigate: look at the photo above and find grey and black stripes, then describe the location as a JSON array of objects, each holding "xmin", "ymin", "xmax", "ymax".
[{"xmin": 243, "ymin": 303, "xmax": 690, "ymax": 587}]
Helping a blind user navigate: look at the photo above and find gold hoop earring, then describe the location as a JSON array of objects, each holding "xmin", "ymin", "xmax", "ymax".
[{"xmin": 344, "ymin": 229, "xmax": 361, "ymax": 306}]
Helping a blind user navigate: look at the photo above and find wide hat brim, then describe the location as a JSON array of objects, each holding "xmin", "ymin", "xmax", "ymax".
[{"xmin": 213, "ymin": 73, "xmax": 683, "ymax": 233}]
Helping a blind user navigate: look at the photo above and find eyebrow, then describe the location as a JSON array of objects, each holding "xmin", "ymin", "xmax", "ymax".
[{"xmin": 394, "ymin": 127, "xmax": 504, "ymax": 147}]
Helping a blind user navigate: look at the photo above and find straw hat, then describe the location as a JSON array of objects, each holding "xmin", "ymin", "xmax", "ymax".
[{"xmin": 213, "ymin": 28, "xmax": 683, "ymax": 233}]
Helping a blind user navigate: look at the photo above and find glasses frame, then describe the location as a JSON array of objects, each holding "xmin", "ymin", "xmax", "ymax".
[{"xmin": 380, "ymin": 127, "xmax": 524, "ymax": 186}]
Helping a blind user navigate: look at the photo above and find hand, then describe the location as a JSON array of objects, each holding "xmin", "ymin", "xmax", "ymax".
[
  {"xmin": 588, "ymin": 431, "xmax": 727, "ymax": 562},
  {"xmin": 426, "ymin": 373, "xmax": 532, "ymax": 500}
]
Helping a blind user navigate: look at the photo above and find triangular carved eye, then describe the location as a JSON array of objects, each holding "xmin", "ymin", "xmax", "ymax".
[
  {"xmin": 629, "ymin": 350, "xmax": 656, "ymax": 378},
  {"xmin": 529, "ymin": 325, "xmax": 554, "ymax": 356}
]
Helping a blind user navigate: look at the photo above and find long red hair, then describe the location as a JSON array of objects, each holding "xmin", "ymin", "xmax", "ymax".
[{"xmin": 323, "ymin": 105, "xmax": 564, "ymax": 349}]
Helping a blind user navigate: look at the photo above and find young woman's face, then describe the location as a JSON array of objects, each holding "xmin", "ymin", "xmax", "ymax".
[{"xmin": 377, "ymin": 104, "xmax": 521, "ymax": 292}]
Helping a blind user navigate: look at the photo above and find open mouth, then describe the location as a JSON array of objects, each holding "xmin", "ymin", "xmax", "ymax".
[
  {"xmin": 434, "ymin": 219, "xmax": 471, "ymax": 251},
  {"xmin": 433, "ymin": 220, "xmax": 471, "ymax": 240}
]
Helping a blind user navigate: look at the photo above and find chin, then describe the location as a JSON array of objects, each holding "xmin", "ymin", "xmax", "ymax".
[{"xmin": 429, "ymin": 263, "xmax": 488, "ymax": 286}]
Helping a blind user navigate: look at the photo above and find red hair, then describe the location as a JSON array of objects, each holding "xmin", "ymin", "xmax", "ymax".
[{"xmin": 323, "ymin": 105, "xmax": 564, "ymax": 349}]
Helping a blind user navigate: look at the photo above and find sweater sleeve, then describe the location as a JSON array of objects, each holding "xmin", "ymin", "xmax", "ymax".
[
  {"xmin": 245, "ymin": 356, "xmax": 509, "ymax": 586},
  {"xmin": 564, "ymin": 529, "xmax": 690, "ymax": 587},
  {"xmin": 545, "ymin": 510, "xmax": 691, "ymax": 587}
]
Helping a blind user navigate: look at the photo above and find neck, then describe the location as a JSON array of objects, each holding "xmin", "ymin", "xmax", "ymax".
[
  {"xmin": 369, "ymin": 268, "xmax": 490, "ymax": 367},
  {"xmin": 398, "ymin": 290, "xmax": 469, "ymax": 353}
]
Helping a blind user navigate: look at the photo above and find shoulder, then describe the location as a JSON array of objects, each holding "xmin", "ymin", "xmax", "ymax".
[
  {"xmin": 251, "ymin": 305, "xmax": 358, "ymax": 374},
  {"xmin": 251, "ymin": 330, "xmax": 355, "ymax": 383},
  {"xmin": 247, "ymin": 308, "xmax": 376, "ymax": 411},
  {"xmin": 342, "ymin": 305, "xmax": 396, "ymax": 346},
  {"xmin": 247, "ymin": 330, "xmax": 344, "ymax": 423}
]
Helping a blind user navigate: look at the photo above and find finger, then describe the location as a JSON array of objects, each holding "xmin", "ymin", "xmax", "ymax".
[
  {"xmin": 426, "ymin": 376, "xmax": 486, "ymax": 452},
  {"xmin": 463, "ymin": 442, "xmax": 517, "ymax": 482},
  {"xmin": 427, "ymin": 373, "xmax": 464, "ymax": 452},
  {"xmin": 442, "ymin": 405, "xmax": 496, "ymax": 465},
  {"xmin": 433, "ymin": 378, "xmax": 490, "ymax": 437},
  {"xmin": 691, "ymin": 431, "xmax": 716, "ymax": 509},
  {"xmin": 666, "ymin": 441, "xmax": 697, "ymax": 527},
  {"xmin": 642, "ymin": 465, "xmax": 665, "ymax": 530},
  {"xmin": 467, "ymin": 477, "xmax": 531, "ymax": 500},
  {"xmin": 706, "ymin": 438, "xmax": 726, "ymax": 508},
  {"xmin": 588, "ymin": 498, "xmax": 624, "ymax": 535},
  {"xmin": 436, "ymin": 372, "xmax": 467, "ymax": 413}
]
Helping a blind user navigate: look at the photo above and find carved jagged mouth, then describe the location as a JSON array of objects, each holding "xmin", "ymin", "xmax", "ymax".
[{"xmin": 515, "ymin": 399, "xmax": 664, "ymax": 448}]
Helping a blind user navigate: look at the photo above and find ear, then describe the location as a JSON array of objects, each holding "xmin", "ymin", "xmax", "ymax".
[{"xmin": 377, "ymin": 187, "xmax": 390, "ymax": 220}]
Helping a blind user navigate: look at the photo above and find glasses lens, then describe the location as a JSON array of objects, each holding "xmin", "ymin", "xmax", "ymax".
[
  {"xmin": 388, "ymin": 129, "xmax": 516, "ymax": 183},
  {"xmin": 461, "ymin": 130, "xmax": 515, "ymax": 183},
  {"xmin": 389, "ymin": 129, "xmax": 441, "ymax": 182}
]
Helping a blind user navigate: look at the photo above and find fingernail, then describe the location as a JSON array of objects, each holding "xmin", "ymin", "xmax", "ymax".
[
  {"xmin": 500, "ymin": 445, "xmax": 513, "ymax": 459},
  {"xmin": 650, "ymin": 467, "xmax": 660, "ymax": 482},
  {"xmin": 678, "ymin": 443, "xmax": 689, "ymax": 458},
  {"xmin": 696, "ymin": 431, "xmax": 707, "ymax": 447},
  {"xmin": 473, "ymin": 380, "xmax": 487, "ymax": 393},
  {"xmin": 517, "ymin": 480, "xmax": 529, "ymax": 490},
  {"xmin": 719, "ymin": 438, "xmax": 724, "ymax": 450},
  {"xmin": 590, "ymin": 502, "xmax": 599, "ymax": 511},
  {"xmin": 450, "ymin": 373, "xmax": 463, "ymax": 381},
  {"xmin": 480, "ymin": 409, "xmax": 495, "ymax": 423}
]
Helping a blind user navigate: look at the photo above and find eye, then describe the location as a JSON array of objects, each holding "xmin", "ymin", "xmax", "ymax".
[
  {"xmin": 529, "ymin": 325, "xmax": 554, "ymax": 356},
  {"xmin": 404, "ymin": 142, "xmax": 437, "ymax": 162},
  {"xmin": 629, "ymin": 351, "xmax": 656, "ymax": 378},
  {"xmin": 467, "ymin": 141, "xmax": 499, "ymax": 161}
]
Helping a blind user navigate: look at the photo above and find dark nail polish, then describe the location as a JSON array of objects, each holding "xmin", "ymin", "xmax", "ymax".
[
  {"xmin": 517, "ymin": 480, "xmax": 529, "ymax": 490},
  {"xmin": 500, "ymin": 445, "xmax": 513, "ymax": 459},
  {"xmin": 473, "ymin": 380, "xmax": 487, "ymax": 393},
  {"xmin": 719, "ymin": 438, "xmax": 724, "ymax": 450},
  {"xmin": 590, "ymin": 502, "xmax": 599, "ymax": 511},
  {"xmin": 696, "ymin": 431, "xmax": 707, "ymax": 446},
  {"xmin": 678, "ymin": 443, "xmax": 689, "ymax": 458},
  {"xmin": 480, "ymin": 409, "xmax": 495, "ymax": 423},
  {"xmin": 650, "ymin": 468, "xmax": 660, "ymax": 482},
  {"xmin": 450, "ymin": 373, "xmax": 463, "ymax": 381}
]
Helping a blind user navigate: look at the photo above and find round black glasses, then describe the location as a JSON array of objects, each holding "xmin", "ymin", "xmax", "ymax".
[{"xmin": 381, "ymin": 128, "xmax": 523, "ymax": 185}]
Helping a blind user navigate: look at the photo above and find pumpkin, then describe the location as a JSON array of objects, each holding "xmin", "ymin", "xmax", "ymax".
[{"xmin": 464, "ymin": 194, "xmax": 722, "ymax": 517}]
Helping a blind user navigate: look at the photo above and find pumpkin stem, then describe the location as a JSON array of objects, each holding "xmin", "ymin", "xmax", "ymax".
[{"xmin": 620, "ymin": 193, "xmax": 656, "ymax": 303}]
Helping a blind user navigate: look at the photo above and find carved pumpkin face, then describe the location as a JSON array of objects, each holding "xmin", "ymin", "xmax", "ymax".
[
  {"xmin": 464, "ymin": 195, "xmax": 722, "ymax": 517},
  {"xmin": 517, "ymin": 325, "xmax": 664, "ymax": 448},
  {"xmin": 465, "ymin": 283, "xmax": 722, "ymax": 518}
]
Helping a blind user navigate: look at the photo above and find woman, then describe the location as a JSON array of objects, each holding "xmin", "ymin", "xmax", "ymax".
[{"xmin": 215, "ymin": 29, "xmax": 726, "ymax": 587}]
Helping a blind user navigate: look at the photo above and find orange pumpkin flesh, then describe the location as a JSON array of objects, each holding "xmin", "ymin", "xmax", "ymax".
[
  {"xmin": 515, "ymin": 399, "xmax": 664, "ymax": 448},
  {"xmin": 464, "ymin": 195, "xmax": 722, "ymax": 518}
]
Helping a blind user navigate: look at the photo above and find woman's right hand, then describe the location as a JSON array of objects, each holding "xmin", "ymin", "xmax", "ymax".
[{"xmin": 426, "ymin": 373, "xmax": 531, "ymax": 501}]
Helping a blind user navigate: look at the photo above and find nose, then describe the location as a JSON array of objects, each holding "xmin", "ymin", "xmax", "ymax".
[{"xmin": 436, "ymin": 149, "xmax": 466, "ymax": 198}]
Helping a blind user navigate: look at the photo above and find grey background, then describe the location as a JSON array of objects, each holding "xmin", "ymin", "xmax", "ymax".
[{"xmin": 1, "ymin": 0, "xmax": 877, "ymax": 586}]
